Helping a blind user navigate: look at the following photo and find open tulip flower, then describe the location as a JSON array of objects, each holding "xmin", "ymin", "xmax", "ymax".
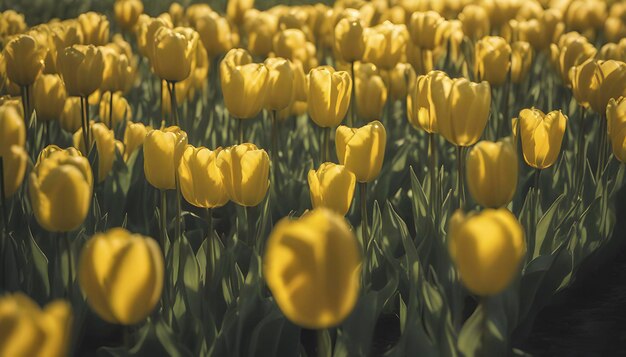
[{"xmin": 519, "ymin": 108, "xmax": 568, "ymax": 169}]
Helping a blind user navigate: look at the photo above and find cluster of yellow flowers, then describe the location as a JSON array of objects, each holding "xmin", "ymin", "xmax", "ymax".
[{"xmin": 1, "ymin": 0, "xmax": 626, "ymax": 353}]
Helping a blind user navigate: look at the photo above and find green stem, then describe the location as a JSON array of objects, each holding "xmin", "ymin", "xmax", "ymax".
[
  {"xmin": 576, "ymin": 107, "xmax": 586, "ymax": 195},
  {"xmin": 324, "ymin": 127, "xmax": 331, "ymax": 163},
  {"xmin": 160, "ymin": 189, "xmax": 167, "ymax": 251},
  {"xmin": 479, "ymin": 297, "xmax": 488, "ymax": 354},
  {"xmin": 21, "ymin": 85, "xmax": 29, "ymax": 128},
  {"xmin": 205, "ymin": 208, "xmax": 213, "ymax": 288},
  {"xmin": 63, "ymin": 233, "xmax": 73, "ymax": 299},
  {"xmin": 80, "ymin": 96, "xmax": 90, "ymax": 155},
  {"xmin": 237, "ymin": 118, "xmax": 244, "ymax": 144},
  {"xmin": 109, "ymin": 90, "xmax": 114, "ymax": 129},
  {"xmin": 45, "ymin": 120, "xmax": 51, "ymax": 147},
  {"xmin": 317, "ymin": 329, "xmax": 328, "ymax": 357},
  {"xmin": 0, "ymin": 157, "xmax": 6, "ymax": 236},
  {"xmin": 160, "ymin": 80, "xmax": 165, "ymax": 122},
  {"xmin": 168, "ymin": 81, "xmax": 179, "ymax": 127},
  {"xmin": 124, "ymin": 325, "xmax": 134, "ymax": 350},
  {"xmin": 271, "ymin": 110, "xmax": 278, "ymax": 165},
  {"xmin": 428, "ymin": 133, "xmax": 439, "ymax": 233},
  {"xmin": 175, "ymin": 173, "xmax": 182, "ymax": 244},
  {"xmin": 456, "ymin": 146, "xmax": 465, "ymax": 209},
  {"xmin": 349, "ymin": 61, "xmax": 356, "ymax": 127},
  {"xmin": 596, "ymin": 114, "xmax": 608, "ymax": 180},
  {"xmin": 499, "ymin": 75, "xmax": 511, "ymax": 139},
  {"xmin": 360, "ymin": 182, "xmax": 369, "ymax": 252},
  {"xmin": 246, "ymin": 205, "xmax": 255, "ymax": 248}
]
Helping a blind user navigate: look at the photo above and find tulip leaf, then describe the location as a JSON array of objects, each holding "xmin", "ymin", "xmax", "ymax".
[
  {"xmin": 26, "ymin": 227, "xmax": 50, "ymax": 299},
  {"xmin": 533, "ymin": 194, "xmax": 565, "ymax": 259}
]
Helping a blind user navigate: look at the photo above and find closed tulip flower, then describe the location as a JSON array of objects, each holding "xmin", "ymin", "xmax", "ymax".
[
  {"xmin": 334, "ymin": 18, "xmax": 365, "ymax": 63},
  {"xmin": 569, "ymin": 58, "xmax": 596, "ymax": 108},
  {"xmin": 123, "ymin": 121, "xmax": 150, "ymax": 161},
  {"xmin": 466, "ymin": 138, "xmax": 518, "ymax": 208},
  {"xmin": 264, "ymin": 208, "xmax": 361, "ymax": 329},
  {"xmin": 195, "ymin": 11, "xmax": 234, "ymax": 59},
  {"xmin": 386, "ymin": 63, "xmax": 415, "ymax": 102},
  {"xmin": 264, "ymin": 58, "xmax": 294, "ymax": 111},
  {"xmin": 221, "ymin": 62, "xmax": 269, "ymax": 119},
  {"xmin": 607, "ymin": 97, "xmax": 626, "ymax": 163},
  {"xmin": 459, "ymin": 5, "xmax": 490, "ymax": 41},
  {"xmin": 511, "ymin": 41, "xmax": 533, "ymax": 84},
  {"xmin": 60, "ymin": 97, "xmax": 82, "ymax": 133},
  {"xmin": 336, "ymin": 121, "xmax": 386, "ymax": 183},
  {"xmin": 137, "ymin": 17, "xmax": 171, "ymax": 62},
  {"xmin": 0, "ymin": 293, "xmax": 72, "ymax": 357},
  {"xmin": 273, "ymin": 29, "xmax": 308, "ymax": 64},
  {"xmin": 217, "ymin": 143, "xmax": 269, "ymax": 207},
  {"xmin": 143, "ymin": 126, "xmax": 188, "ymax": 190},
  {"xmin": 114, "ymin": 0, "xmax": 144, "ymax": 31},
  {"xmin": 406, "ymin": 42, "xmax": 433, "ymax": 75},
  {"xmin": 73, "ymin": 122, "xmax": 121, "ymax": 183},
  {"xmin": 78, "ymin": 12, "xmax": 110, "ymax": 46},
  {"xmin": 355, "ymin": 65, "xmax": 387, "ymax": 121},
  {"xmin": 519, "ymin": 108, "xmax": 567, "ymax": 169},
  {"xmin": 246, "ymin": 12, "xmax": 278, "ymax": 57},
  {"xmin": 152, "ymin": 27, "xmax": 196, "ymax": 83},
  {"xmin": 365, "ymin": 21, "xmax": 408, "ymax": 71},
  {"xmin": 29, "ymin": 148, "xmax": 93, "ymax": 232},
  {"xmin": 99, "ymin": 91, "xmax": 131, "ymax": 128},
  {"xmin": 32, "ymin": 74, "xmax": 67, "ymax": 122},
  {"xmin": 58, "ymin": 45, "xmax": 104, "ymax": 97},
  {"xmin": 99, "ymin": 47, "xmax": 128, "ymax": 94},
  {"xmin": 409, "ymin": 11, "xmax": 446, "ymax": 50},
  {"xmin": 448, "ymin": 208, "xmax": 525, "ymax": 296},
  {"xmin": 1, "ymin": 145, "xmax": 28, "ymax": 197},
  {"xmin": 308, "ymin": 163, "xmax": 356, "ymax": 216},
  {"xmin": 221, "ymin": 48, "xmax": 252, "ymax": 68},
  {"xmin": 2, "ymin": 34, "xmax": 45, "ymax": 87},
  {"xmin": 79, "ymin": 228, "xmax": 164, "ymax": 325},
  {"xmin": 589, "ymin": 60, "xmax": 626, "ymax": 115},
  {"xmin": 407, "ymin": 70, "xmax": 450, "ymax": 134},
  {"xmin": 227, "ymin": 0, "xmax": 254, "ymax": 26},
  {"xmin": 178, "ymin": 145, "xmax": 228, "ymax": 208},
  {"xmin": 550, "ymin": 32, "xmax": 597, "ymax": 85},
  {"xmin": 308, "ymin": 67, "xmax": 352, "ymax": 128},
  {"xmin": 0, "ymin": 104, "xmax": 25, "ymax": 153},
  {"xmin": 475, "ymin": 36, "xmax": 511, "ymax": 86},
  {"xmin": 436, "ymin": 78, "xmax": 491, "ymax": 147}
]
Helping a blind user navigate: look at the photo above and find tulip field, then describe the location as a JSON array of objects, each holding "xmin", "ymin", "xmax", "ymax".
[{"xmin": 2, "ymin": 0, "xmax": 626, "ymax": 355}]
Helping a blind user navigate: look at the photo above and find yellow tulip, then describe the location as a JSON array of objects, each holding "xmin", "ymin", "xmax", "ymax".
[
  {"xmin": 58, "ymin": 44, "xmax": 105, "ymax": 97},
  {"xmin": 308, "ymin": 67, "xmax": 352, "ymax": 128},
  {"xmin": 448, "ymin": 208, "xmax": 525, "ymax": 296},
  {"xmin": 152, "ymin": 27, "xmax": 196, "ymax": 83},
  {"xmin": 195, "ymin": 11, "xmax": 234, "ymax": 59},
  {"xmin": 221, "ymin": 62, "xmax": 269, "ymax": 119},
  {"xmin": 114, "ymin": 0, "xmax": 144, "ymax": 31},
  {"xmin": 564, "ymin": 0, "xmax": 606, "ymax": 37},
  {"xmin": 0, "ymin": 293, "xmax": 71, "ymax": 357},
  {"xmin": 607, "ymin": 97, "xmax": 626, "ymax": 163},
  {"xmin": 475, "ymin": 36, "xmax": 511, "ymax": 86},
  {"xmin": 598, "ymin": 42, "xmax": 626, "ymax": 62},
  {"xmin": 519, "ymin": 108, "xmax": 568, "ymax": 169},
  {"xmin": 336, "ymin": 120, "xmax": 387, "ymax": 183},
  {"xmin": 459, "ymin": 5, "xmax": 490, "ymax": 41},
  {"xmin": 407, "ymin": 70, "xmax": 449, "ymax": 134},
  {"xmin": 78, "ymin": 12, "xmax": 110, "ymax": 46},
  {"xmin": 143, "ymin": 126, "xmax": 188, "ymax": 190},
  {"xmin": 29, "ymin": 148, "xmax": 93, "ymax": 232},
  {"xmin": 137, "ymin": 17, "xmax": 171, "ymax": 62},
  {"xmin": 78, "ymin": 228, "xmax": 164, "ymax": 325},
  {"xmin": 49, "ymin": 22, "xmax": 84, "ymax": 73},
  {"xmin": 511, "ymin": 41, "xmax": 533, "ymax": 84},
  {"xmin": 0, "ymin": 103, "xmax": 25, "ymax": 153},
  {"xmin": 217, "ymin": 143, "xmax": 269, "ymax": 207},
  {"xmin": 436, "ymin": 78, "xmax": 491, "ymax": 147},
  {"xmin": 123, "ymin": 121, "xmax": 150, "ymax": 161},
  {"xmin": 32, "ymin": 74, "xmax": 67, "ymax": 122},
  {"xmin": 550, "ymin": 32, "xmax": 597, "ymax": 85},
  {"xmin": 355, "ymin": 64, "xmax": 387, "ymax": 121},
  {"xmin": 60, "ymin": 97, "xmax": 82, "ymax": 133},
  {"xmin": 99, "ymin": 46, "xmax": 130, "ymax": 94},
  {"xmin": 408, "ymin": 11, "xmax": 446, "ymax": 50},
  {"xmin": 406, "ymin": 42, "xmax": 433, "ymax": 75},
  {"xmin": 1, "ymin": 145, "xmax": 27, "ymax": 197},
  {"xmin": 264, "ymin": 57, "xmax": 294, "ymax": 111},
  {"xmin": 363, "ymin": 21, "xmax": 408, "ymax": 71},
  {"xmin": 589, "ymin": 60, "xmax": 626, "ymax": 114},
  {"xmin": 2, "ymin": 34, "xmax": 45, "ymax": 87},
  {"xmin": 226, "ymin": 0, "xmax": 254, "ymax": 26},
  {"xmin": 99, "ymin": 91, "xmax": 131, "ymax": 128},
  {"xmin": 246, "ymin": 12, "xmax": 278, "ymax": 57},
  {"xmin": 273, "ymin": 29, "xmax": 308, "ymax": 64},
  {"xmin": 308, "ymin": 163, "xmax": 356, "ymax": 216},
  {"xmin": 73, "ymin": 122, "xmax": 120, "ymax": 183},
  {"xmin": 569, "ymin": 58, "xmax": 595, "ymax": 109},
  {"xmin": 334, "ymin": 18, "xmax": 365, "ymax": 63},
  {"xmin": 221, "ymin": 48, "xmax": 252, "ymax": 68},
  {"xmin": 264, "ymin": 208, "xmax": 361, "ymax": 329},
  {"xmin": 466, "ymin": 138, "xmax": 518, "ymax": 208},
  {"xmin": 0, "ymin": 10, "xmax": 27, "ymax": 39},
  {"xmin": 178, "ymin": 145, "xmax": 229, "ymax": 208}
]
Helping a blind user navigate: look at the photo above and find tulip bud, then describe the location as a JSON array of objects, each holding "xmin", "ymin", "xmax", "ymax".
[
  {"xmin": 152, "ymin": 27, "xmax": 196, "ymax": 83},
  {"xmin": 436, "ymin": 78, "xmax": 491, "ymax": 147},
  {"xmin": 59, "ymin": 97, "xmax": 82, "ymax": 133},
  {"xmin": 466, "ymin": 138, "xmax": 518, "ymax": 208},
  {"xmin": 386, "ymin": 63, "xmax": 415, "ymax": 102},
  {"xmin": 58, "ymin": 45, "xmax": 105, "ymax": 97},
  {"xmin": 1, "ymin": 145, "xmax": 27, "ymax": 197},
  {"xmin": 123, "ymin": 121, "xmax": 150, "ymax": 161},
  {"xmin": 246, "ymin": 12, "xmax": 278, "ymax": 57},
  {"xmin": 79, "ymin": 228, "xmax": 164, "ymax": 325},
  {"xmin": 551, "ymin": 32, "xmax": 597, "ymax": 85},
  {"xmin": 99, "ymin": 91, "xmax": 131, "ymax": 128},
  {"xmin": 221, "ymin": 61, "xmax": 269, "ymax": 119},
  {"xmin": 29, "ymin": 148, "xmax": 93, "ymax": 232},
  {"xmin": 273, "ymin": 28, "xmax": 308, "ymax": 63},
  {"xmin": 217, "ymin": 143, "xmax": 269, "ymax": 207},
  {"xmin": 2, "ymin": 35, "xmax": 45, "ymax": 86},
  {"xmin": 178, "ymin": 145, "xmax": 229, "ymax": 208},
  {"xmin": 264, "ymin": 57, "xmax": 294, "ymax": 111},
  {"xmin": 73, "ymin": 122, "xmax": 120, "ymax": 183},
  {"xmin": 0, "ymin": 104, "xmax": 25, "ymax": 153},
  {"xmin": 0, "ymin": 293, "xmax": 72, "ymax": 357},
  {"xmin": 459, "ymin": 5, "xmax": 490, "ymax": 40},
  {"xmin": 448, "ymin": 208, "xmax": 525, "ymax": 296},
  {"xmin": 569, "ymin": 58, "xmax": 595, "ymax": 108},
  {"xmin": 519, "ymin": 108, "xmax": 567, "ymax": 169},
  {"xmin": 32, "ymin": 74, "xmax": 67, "ymax": 122},
  {"xmin": 227, "ymin": 0, "xmax": 254, "ymax": 26},
  {"xmin": 114, "ymin": 0, "xmax": 144, "ymax": 31},
  {"xmin": 355, "ymin": 63, "xmax": 387, "ymax": 121},
  {"xmin": 143, "ymin": 126, "xmax": 188, "ymax": 190},
  {"xmin": 195, "ymin": 11, "xmax": 234, "ymax": 59},
  {"xmin": 364, "ymin": 21, "xmax": 408, "ymax": 71},
  {"xmin": 308, "ymin": 163, "xmax": 356, "ymax": 216},
  {"xmin": 607, "ymin": 97, "xmax": 626, "ymax": 163},
  {"xmin": 475, "ymin": 36, "xmax": 511, "ymax": 86},
  {"xmin": 511, "ymin": 41, "xmax": 533, "ymax": 84},
  {"xmin": 408, "ymin": 11, "xmax": 446, "ymax": 50},
  {"xmin": 408, "ymin": 71, "xmax": 446, "ymax": 134},
  {"xmin": 78, "ymin": 12, "xmax": 110, "ymax": 46},
  {"xmin": 264, "ymin": 208, "xmax": 361, "ymax": 329},
  {"xmin": 334, "ymin": 18, "xmax": 365, "ymax": 63},
  {"xmin": 137, "ymin": 17, "xmax": 171, "ymax": 62},
  {"xmin": 336, "ymin": 120, "xmax": 386, "ymax": 183},
  {"xmin": 308, "ymin": 67, "xmax": 352, "ymax": 128}
]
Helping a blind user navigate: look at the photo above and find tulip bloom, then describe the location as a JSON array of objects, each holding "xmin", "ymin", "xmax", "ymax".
[
  {"xmin": 0, "ymin": 104, "xmax": 25, "ymax": 153},
  {"xmin": 466, "ymin": 138, "xmax": 518, "ymax": 208},
  {"xmin": 114, "ymin": 0, "xmax": 144, "ymax": 31},
  {"xmin": 408, "ymin": 11, "xmax": 446, "ymax": 50},
  {"xmin": 519, "ymin": 108, "xmax": 568, "ymax": 169},
  {"xmin": 355, "ymin": 64, "xmax": 387, "ymax": 121},
  {"xmin": 2, "ymin": 34, "xmax": 45, "ymax": 86},
  {"xmin": 217, "ymin": 143, "xmax": 270, "ymax": 207},
  {"xmin": 58, "ymin": 45, "xmax": 105, "ymax": 97},
  {"xmin": 308, "ymin": 67, "xmax": 352, "ymax": 128},
  {"xmin": 459, "ymin": 5, "xmax": 490, "ymax": 40},
  {"xmin": 178, "ymin": 145, "xmax": 229, "ymax": 208},
  {"xmin": 511, "ymin": 41, "xmax": 533, "ymax": 84},
  {"xmin": 143, "ymin": 126, "xmax": 188, "ymax": 190},
  {"xmin": 407, "ymin": 70, "xmax": 450, "ymax": 134},
  {"xmin": 364, "ymin": 21, "xmax": 408, "ymax": 71},
  {"xmin": 246, "ymin": 12, "xmax": 277, "ymax": 57},
  {"xmin": 152, "ymin": 27, "xmax": 196, "ymax": 83},
  {"xmin": 123, "ymin": 121, "xmax": 150, "ymax": 161},
  {"xmin": 60, "ymin": 97, "xmax": 82, "ymax": 133},
  {"xmin": 334, "ymin": 18, "xmax": 365, "ymax": 63},
  {"xmin": 475, "ymin": 36, "xmax": 511, "ymax": 86},
  {"xmin": 448, "ymin": 209, "xmax": 525, "ymax": 296},
  {"xmin": 79, "ymin": 228, "xmax": 164, "ymax": 325},
  {"xmin": 78, "ymin": 12, "xmax": 110, "ymax": 46},
  {"xmin": 29, "ymin": 148, "xmax": 93, "ymax": 232},
  {"xmin": 550, "ymin": 32, "xmax": 597, "ymax": 85},
  {"xmin": 1, "ymin": 145, "xmax": 27, "ymax": 197},
  {"xmin": 73, "ymin": 122, "xmax": 121, "ymax": 183},
  {"xmin": 99, "ymin": 91, "xmax": 131, "ymax": 128},
  {"xmin": 386, "ymin": 63, "xmax": 414, "ymax": 102},
  {"xmin": 264, "ymin": 208, "xmax": 361, "ymax": 329},
  {"xmin": 221, "ymin": 61, "xmax": 269, "ymax": 119},
  {"xmin": 308, "ymin": 163, "xmax": 356, "ymax": 216},
  {"xmin": 264, "ymin": 57, "xmax": 294, "ymax": 111},
  {"xmin": 336, "ymin": 121, "xmax": 387, "ymax": 183},
  {"xmin": 607, "ymin": 97, "xmax": 626, "ymax": 163},
  {"xmin": 0, "ymin": 293, "xmax": 72, "ymax": 357},
  {"xmin": 195, "ymin": 11, "xmax": 235, "ymax": 58},
  {"xmin": 32, "ymin": 74, "xmax": 67, "ymax": 122}
]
